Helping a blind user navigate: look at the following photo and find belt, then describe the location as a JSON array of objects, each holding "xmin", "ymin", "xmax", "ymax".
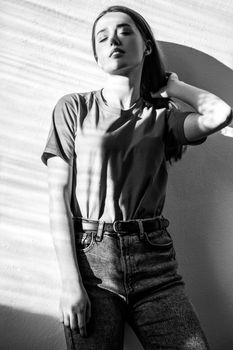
[{"xmin": 73, "ymin": 216, "xmax": 169, "ymax": 234}]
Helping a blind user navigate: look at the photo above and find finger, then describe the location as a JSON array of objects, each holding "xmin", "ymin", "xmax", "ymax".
[
  {"xmin": 151, "ymin": 90, "xmax": 165, "ymax": 98},
  {"xmin": 59, "ymin": 314, "xmax": 64, "ymax": 323},
  {"xmin": 70, "ymin": 312, "xmax": 78, "ymax": 330},
  {"xmin": 59, "ymin": 304, "xmax": 64, "ymax": 323},
  {"xmin": 78, "ymin": 310, "xmax": 87, "ymax": 337},
  {"xmin": 170, "ymin": 72, "xmax": 178, "ymax": 80},
  {"xmin": 150, "ymin": 91, "xmax": 160, "ymax": 98},
  {"xmin": 63, "ymin": 313, "xmax": 70, "ymax": 328}
]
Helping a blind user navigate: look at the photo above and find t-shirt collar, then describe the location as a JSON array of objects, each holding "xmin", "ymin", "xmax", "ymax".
[{"xmin": 95, "ymin": 89, "xmax": 144, "ymax": 115}]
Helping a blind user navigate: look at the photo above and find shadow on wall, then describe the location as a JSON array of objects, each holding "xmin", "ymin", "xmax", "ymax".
[
  {"xmin": 0, "ymin": 305, "xmax": 66, "ymax": 350},
  {"xmin": 159, "ymin": 41, "xmax": 233, "ymax": 104},
  {"xmin": 0, "ymin": 304, "xmax": 144, "ymax": 350},
  {"xmin": 161, "ymin": 42, "xmax": 233, "ymax": 350}
]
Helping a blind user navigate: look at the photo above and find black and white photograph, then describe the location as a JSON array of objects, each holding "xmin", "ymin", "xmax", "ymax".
[{"xmin": 0, "ymin": 1, "xmax": 233, "ymax": 349}]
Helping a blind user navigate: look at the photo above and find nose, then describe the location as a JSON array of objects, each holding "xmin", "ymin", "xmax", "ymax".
[{"xmin": 109, "ymin": 32, "xmax": 120, "ymax": 46}]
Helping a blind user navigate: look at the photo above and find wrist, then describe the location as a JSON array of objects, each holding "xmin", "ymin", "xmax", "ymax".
[
  {"xmin": 167, "ymin": 79, "xmax": 184, "ymax": 98},
  {"xmin": 60, "ymin": 264, "xmax": 83, "ymax": 285},
  {"xmin": 61, "ymin": 275, "xmax": 83, "ymax": 288}
]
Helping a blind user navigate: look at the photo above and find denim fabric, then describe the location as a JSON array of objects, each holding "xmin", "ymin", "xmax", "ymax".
[{"xmin": 63, "ymin": 225, "xmax": 210, "ymax": 350}]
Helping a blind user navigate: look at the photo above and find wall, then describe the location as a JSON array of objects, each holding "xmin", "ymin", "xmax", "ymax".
[{"xmin": 0, "ymin": 0, "xmax": 232, "ymax": 349}]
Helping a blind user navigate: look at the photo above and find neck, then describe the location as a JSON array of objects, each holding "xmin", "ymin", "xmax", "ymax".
[{"xmin": 102, "ymin": 67, "xmax": 142, "ymax": 110}]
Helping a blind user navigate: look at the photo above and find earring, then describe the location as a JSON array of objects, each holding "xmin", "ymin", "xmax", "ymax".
[{"xmin": 144, "ymin": 49, "xmax": 150, "ymax": 56}]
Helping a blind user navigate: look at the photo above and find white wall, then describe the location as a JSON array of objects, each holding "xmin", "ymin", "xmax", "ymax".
[{"xmin": 0, "ymin": 0, "xmax": 232, "ymax": 349}]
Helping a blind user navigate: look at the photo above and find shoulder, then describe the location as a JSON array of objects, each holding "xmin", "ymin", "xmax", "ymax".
[
  {"xmin": 55, "ymin": 90, "xmax": 97, "ymax": 109},
  {"xmin": 53, "ymin": 91, "xmax": 99, "ymax": 122}
]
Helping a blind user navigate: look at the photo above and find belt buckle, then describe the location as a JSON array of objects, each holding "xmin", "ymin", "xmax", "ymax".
[{"xmin": 113, "ymin": 220, "xmax": 121, "ymax": 232}]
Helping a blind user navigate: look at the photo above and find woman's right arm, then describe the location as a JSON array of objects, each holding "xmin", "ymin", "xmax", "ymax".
[{"xmin": 47, "ymin": 156, "xmax": 91, "ymax": 337}]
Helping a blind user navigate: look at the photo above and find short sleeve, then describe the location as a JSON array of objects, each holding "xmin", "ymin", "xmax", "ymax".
[
  {"xmin": 41, "ymin": 96, "xmax": 77, "ymax": 166},
  {"xmin": 166, "ymin": 107, "xmax": 207, "ymax": 147}
]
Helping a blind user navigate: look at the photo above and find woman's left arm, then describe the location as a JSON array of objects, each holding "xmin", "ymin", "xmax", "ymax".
[{"xmin": 166, "ymin": 73, "xmax": 233, "ymax": 142}]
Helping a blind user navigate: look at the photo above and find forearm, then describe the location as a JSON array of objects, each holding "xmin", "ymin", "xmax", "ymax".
[{"xmin": 49, "ymin": 190, "xmax": 82, "ymax": 286}]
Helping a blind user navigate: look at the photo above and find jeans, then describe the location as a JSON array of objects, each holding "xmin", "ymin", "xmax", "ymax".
[{"xmin": 63, "ymin": 220, "xmax": 210, "ymax": 350}]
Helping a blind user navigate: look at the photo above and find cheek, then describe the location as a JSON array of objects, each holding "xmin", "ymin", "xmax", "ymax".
[
  {"xmin": 95, "ymin": 46, "xmax": 108, "ymax": 64},
  {"xmin": 127, "ymin": 38, "xmax": 145, "ymax": 58},
  {"xmin": 96, "ymin": 55, "xmax": 106, "ymax": 69}
]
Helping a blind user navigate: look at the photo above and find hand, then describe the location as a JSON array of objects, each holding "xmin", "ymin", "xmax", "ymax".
[
  {"xmin": 60, "ymin": 279, "xmax": 91, "ymax": 337},
  {"xmin": 151, "ymin": 72, "xmax": 179, "ymax": 98}
]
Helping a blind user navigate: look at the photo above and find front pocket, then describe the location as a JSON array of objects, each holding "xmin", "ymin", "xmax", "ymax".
[
  {"xmin": 144, "ymin": 229, "xmax": 173, "ymax": 249},
  {"xmin": 75, "ymin": 231, "xmax": 95, "ymax": 252}
]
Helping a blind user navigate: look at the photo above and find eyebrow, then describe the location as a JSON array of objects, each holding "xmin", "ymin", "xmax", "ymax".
[{"xmin": 96, "ymin": 23, "xmax": 132, "ymax": 36}]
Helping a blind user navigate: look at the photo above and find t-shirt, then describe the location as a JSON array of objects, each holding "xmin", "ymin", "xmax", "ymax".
[{"xmin": 41, "ymin": 89, "xmax": 206, "ymax": 222}]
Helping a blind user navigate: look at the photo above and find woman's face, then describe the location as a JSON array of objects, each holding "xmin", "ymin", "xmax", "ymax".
[{"xmin": 94, "ymin": 12, "xmax": 147, "ymax": 75}]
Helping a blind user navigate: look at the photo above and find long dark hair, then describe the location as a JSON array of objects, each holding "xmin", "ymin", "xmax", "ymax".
[
  {"xmin": 92, "ymin": 5, "xmax": 185, "ymax": 162},
  {"xmin": 92, "ymin": 5, "xmax": 167, "ymax": 102}
]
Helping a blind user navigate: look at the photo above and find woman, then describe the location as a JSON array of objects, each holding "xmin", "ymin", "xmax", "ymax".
[{"xmin": 42, "ymin": 5, "xmax": 232, "ymax": 350}]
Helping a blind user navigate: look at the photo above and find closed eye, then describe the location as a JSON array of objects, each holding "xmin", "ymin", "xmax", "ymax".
[{"xmin": 98, "ymin": 36, "xmax": 108, "ymax": 43}]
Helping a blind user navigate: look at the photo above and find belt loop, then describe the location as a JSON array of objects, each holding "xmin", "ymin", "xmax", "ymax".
[
  {"xmin": 96, "ymin": 220, "xmax": 105, "ymax": 242},
  {"xmin": 136, "ymin": 219, "xmax": 144, "ymax": 240}
]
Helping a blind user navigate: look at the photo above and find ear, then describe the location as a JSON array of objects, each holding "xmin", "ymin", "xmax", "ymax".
[{"xmin": 144, "ymin": 40, "xmax": 152, "ymax": 56}]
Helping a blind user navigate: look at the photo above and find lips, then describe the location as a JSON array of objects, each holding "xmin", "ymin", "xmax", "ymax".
[{"xmin": 109, "ymin": 48, "xmax": 125, "ymax": 57}]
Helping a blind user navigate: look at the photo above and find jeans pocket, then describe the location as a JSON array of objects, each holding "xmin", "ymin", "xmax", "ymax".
[
  {"xmin": 144, "ymin": 229, "xmax": 173, "ymax": 248},
  {"xmin": 144, "ymin": 229, "xmax": 176, "ymax": 261},
  {"xmin": 75, "ymin": 231, "xmax": 95, "ymax": 253}
]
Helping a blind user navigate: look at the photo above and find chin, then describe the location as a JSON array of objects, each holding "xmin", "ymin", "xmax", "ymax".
[
  {"xmin": 102, "ymin": 59, "xmax": 143, "ymax": 76},
  {"xmin": 103, "ymin": 63, "xmax": 127, "ymax": 74},
  {"xmin": 106, "ymin": 64, "xmax": 138, "ymax": 76}
]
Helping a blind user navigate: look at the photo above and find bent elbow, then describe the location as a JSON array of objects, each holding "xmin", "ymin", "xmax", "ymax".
[
  {"xmin": 200, "ymin": 104, "xmax": 232, "ymax": 132},
  {"xmin": 225, "ymin": 108, "xmax": 233, "ymax": 126}
]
